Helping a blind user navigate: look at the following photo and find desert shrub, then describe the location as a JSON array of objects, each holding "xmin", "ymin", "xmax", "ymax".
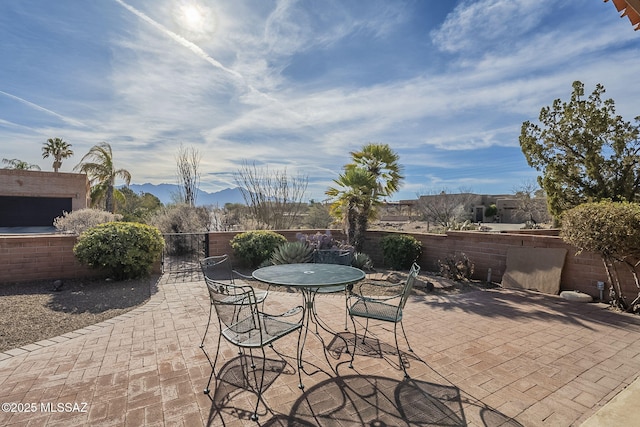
[
  {"xmin": 230, "ymin": 230, "xmax": 287, "ymax": 268},
  {"xmin": 438, "ymin": 252, "xmax": 475, "ymax": 281},
  {"xmin": 147, "ymin": 204, "xmax": 210, "ymax": 233},
  {"xmin": 54, "ymin": 208, "xmax": 122, "ymax": 235},
  {"xmin": 270, "ymin": 241, "xmax": 314, "ymax": 265},
  {"xmin": 73, "ymin": 222, "xmax": 164, "ymax": 280},
  {"xmin": 147, "ymin": 204, "xmax": 210, "ymax": 256},
  {"xmin": 351, "ymin": 252, "xmax": 374, "ymax": 271},
  {"xmin": 297, "ymin": 230, "xmax": 352, "ymax": 251},
  {"xmin": 380, "ymin": 234, "xmax": 422, "ymax": 270}
]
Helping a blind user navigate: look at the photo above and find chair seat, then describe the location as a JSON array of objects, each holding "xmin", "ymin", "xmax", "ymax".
[
  {"xmin": 222, "ymin": 313, "xmax": 302, "ymax": 348},
  {"xmin": 349, "ymin": 299, "xmax": 402, "ymax": 323}
]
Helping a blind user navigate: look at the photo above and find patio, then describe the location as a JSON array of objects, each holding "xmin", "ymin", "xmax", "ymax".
[{"xmin": 1, "ymin": 272, "xmax": 640, "ymax": 426}]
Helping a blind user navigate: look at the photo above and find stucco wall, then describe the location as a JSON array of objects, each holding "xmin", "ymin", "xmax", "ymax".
[
  {"xmin": 1, "ymin": 228, "xmax": 630, "ymax": 304},
  {"xmin": 0, "ymin": 169, "xmax": 90, "ymax": 211}
]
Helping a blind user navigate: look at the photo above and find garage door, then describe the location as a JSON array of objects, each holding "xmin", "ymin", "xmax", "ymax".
[{"xmin": 0, "ymin": 196, "xmax": 72, "ymax": 227}]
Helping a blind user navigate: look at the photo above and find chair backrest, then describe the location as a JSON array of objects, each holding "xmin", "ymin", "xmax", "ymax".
[
  {"xmin": 200, "ymin": 255, "xmax": 232, "ymax": 282},
  {"xmin": 399, "ymin": 263, "xmax": 421, "ymax": 309},
  {"xmin": 204, "ymin": 278, "xmax": 260, "ymax": 338},
  {"xmin": 313, "ymin": 249, "xmax": 353, "ymax": 265}
]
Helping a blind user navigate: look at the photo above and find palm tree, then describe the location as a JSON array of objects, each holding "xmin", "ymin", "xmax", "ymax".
[
  {"xmin": 42, "ymin": 138, "xmax": 74, "ymax": 172},
  {"xmin": 326, "ymin": 143, "xmax": 404, "ymax": 251},
  {"xmin": 347, "ymin": 143, "xmax": 404, "ymax": 197},
  {"xmin": 74, "ymin": 142, "xmax": 131, "ymax": 213},
  {"xmin": 2, "ymin": 158, "xmax": 41, "ymax": 170},
  {"xmin": 326, "ymin": 167, "xmax": 377, "ymax": 251}
]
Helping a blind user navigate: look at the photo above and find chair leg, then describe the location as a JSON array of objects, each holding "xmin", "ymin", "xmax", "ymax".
[
  {"xmin": 296, "ymin": 322, "xmax": 304, "ymax": 389},
  {"xmin": 394, "ymin": 322, "xmax": 409, "ymax": 379},
  {"xmin": 251, "ymin": 347, "xmax": 268, "ymax": 421},
  {"xmin": 200, "ymin": 303, "xmax": 213, "ymax": 349},
  {"xmin": 203, "ymin": 332, "xmax": 223, "ymax": 394},
  {"xmin": 348, "ymin": 315, "xmax": 357, "ymax": 369},
  {"xmin": 400, "ymin": 320, "xmax": 413, "ymax": 353}
]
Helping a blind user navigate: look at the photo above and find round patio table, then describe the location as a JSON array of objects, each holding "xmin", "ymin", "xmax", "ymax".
[
  {"xmin": 252, "ymin": 263, "xmax": 365, "ymax": 289},
  {"xmin": 253, "ymin": 263, "xmax": 365, "ymax": 389}
]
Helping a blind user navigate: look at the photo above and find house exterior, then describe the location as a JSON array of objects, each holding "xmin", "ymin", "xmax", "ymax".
[{"xmin": 0, "ymin": 169, "xmax": 89, "ymax": 227}]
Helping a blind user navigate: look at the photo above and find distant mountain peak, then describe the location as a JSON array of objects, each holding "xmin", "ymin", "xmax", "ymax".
[{"xmin": 123, "ymin": 183, "xmax": 246, "ymax": 206}]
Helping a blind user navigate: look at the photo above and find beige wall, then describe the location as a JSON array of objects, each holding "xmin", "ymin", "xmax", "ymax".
[{"xmin": 0, "ymin": 169, "xmax": 90, "ymax": 211}]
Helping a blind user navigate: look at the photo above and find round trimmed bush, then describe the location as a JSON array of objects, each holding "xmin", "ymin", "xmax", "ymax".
[
  {"xmin": 74, "ymin": 222, "xmax": 164, "ymax": 280},
  {"xmin": 230, "ymin": 230, "xmax": 287, "ymax": 268},
  {"xmin": 380, "ymin": 234, "xmax": 422, "ymax": 270}
]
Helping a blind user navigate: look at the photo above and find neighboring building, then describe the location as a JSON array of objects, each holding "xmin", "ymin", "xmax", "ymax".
[
  {"xmin": 606, "ymin": 0, "xmax": 640, "ymax": 30},
  {"xmin": 412, "ymin": 192, "xmax": 549, "ymax": 224},
  {"xmin": 0, "ymin": 169, "xmax": 89, "ymax": 227}
]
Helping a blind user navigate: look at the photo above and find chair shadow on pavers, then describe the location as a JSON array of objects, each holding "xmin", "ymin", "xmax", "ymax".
[
  {"xmin": 205, "ymin": 355, "xmax": 294, "ymax": 424},
  {"xmin": 285, "ymin": 375, "xmax": 467, "ymax": 426},
  {"xmin": 330, "ymin": 331, "xmax": 421, "ymax": 374}
]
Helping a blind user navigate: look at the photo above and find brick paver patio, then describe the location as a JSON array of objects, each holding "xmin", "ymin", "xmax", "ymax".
[{"xmin": 1, "ymin": 272, "xmax": 640, "ymax": 426}]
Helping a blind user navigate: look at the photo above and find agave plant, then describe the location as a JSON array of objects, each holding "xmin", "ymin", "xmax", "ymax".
[
  {"xmin": 351, "ymin": 252, "xmax": 374, "ymax": 271},
  {"xmin": 270, "ymin": 242, "xmax": 314, "ymax": 265}
]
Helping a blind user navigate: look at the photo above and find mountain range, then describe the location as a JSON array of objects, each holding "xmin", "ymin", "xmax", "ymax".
[{"xmin": 125, "ymin": 183, "xmax": 246, "ymax": 206}]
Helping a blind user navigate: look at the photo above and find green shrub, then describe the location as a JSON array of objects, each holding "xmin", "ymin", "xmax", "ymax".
[
  {"xmin": 73, "ymin": 222, "xmax": 164, "ymax": 280},
  {"xmin": 484, "ymin": 204, "xmax": 497, "ymax": 218},
  {"xmin": 230, "ymin": 230, "xmax": 287, "ymax": 268},
  {"xmin": 270, "ymin": 241, "xmax": 314, "ymax": 265},
  {"xmin": 380, "ymin": 234, "xmax": 422, "ymax": 270}
]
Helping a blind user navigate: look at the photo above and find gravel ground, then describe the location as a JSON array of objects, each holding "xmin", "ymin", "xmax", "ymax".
[{"xmin": 0, "ymin": 275, "xmax": 159, "ymax": 352}]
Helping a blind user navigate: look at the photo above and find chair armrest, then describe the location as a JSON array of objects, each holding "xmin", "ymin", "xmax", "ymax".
[
  {"xmin": 261, "ymin": 305, "xmax": 303, "ymax": 318},
  {"xmin": 232, "ymin": 269, "xmax": 255, "ymax": 281},
  {"xmin": 351, "ymin": 280, "xmax": 404, "ymax": 301}
]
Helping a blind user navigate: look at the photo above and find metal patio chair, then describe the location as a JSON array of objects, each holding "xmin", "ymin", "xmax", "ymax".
[
  {"xmin": 312, "ymin": 249, "xmax": 354, "ymax": 330},
  {"xmin": 348, "ymin": 262, "xmax": 421, "ymax": 378},
  {"xmin": 199, "ymin": 255, "xmax": 268, "ymax": 348},
  {"xmin": 200, "ymin": 278, "xmax": 303, "ymax": 421}
]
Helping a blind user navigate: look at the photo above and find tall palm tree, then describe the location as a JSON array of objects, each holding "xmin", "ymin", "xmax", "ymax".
[
  {"xmin": 2, "ymin": 158, "xmax": 41, "ymax": 170},
  {"xmin": 74, "ymin": 142, "xmax": 131, "ymax": 213},
  {"xmin": 42, "ymin": 137, "xmax": 74, "ymax": 172},
  {"xmin": 327, "ymin": 143, "xmax": 404, "ymax": 251}
]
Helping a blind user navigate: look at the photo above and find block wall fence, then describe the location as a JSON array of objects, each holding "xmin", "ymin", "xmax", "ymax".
[
  {"xmin": 207, "ymin": 228, "xmax": 627, "ymax": 301},
  {"xmin": 1, "ymin": 229, "xmax": 632, "ymax": 302}
]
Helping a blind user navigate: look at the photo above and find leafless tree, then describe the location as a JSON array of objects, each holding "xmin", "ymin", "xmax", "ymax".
[
  {"xmin": 233, "ymin": 161, "xmax": 308, "ymax": 230},
  {"xmin": 175, "ymin": 144, "xmax": 201, "ymax": 206},
  {"xmin": 415, "ymin": 188, "xmax": 477, "ymax": 229},
  {"xmin": 511, "ymin": 179, "xmax": 551, "ymax": 224}
]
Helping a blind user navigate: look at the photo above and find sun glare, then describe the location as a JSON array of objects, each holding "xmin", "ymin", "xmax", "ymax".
[
  {"xmin": 182, "ymin": 5, "xmax": 203, "ymax": 28},
  {"xmin": 175, "ymin": 2, "xmax": 216, "ymax": 37}
]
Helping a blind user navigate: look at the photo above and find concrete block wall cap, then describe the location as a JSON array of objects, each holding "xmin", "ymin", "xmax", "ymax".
[{"xmin": 560, "ymin": 290, "xmax": 593, "ymax": 303}]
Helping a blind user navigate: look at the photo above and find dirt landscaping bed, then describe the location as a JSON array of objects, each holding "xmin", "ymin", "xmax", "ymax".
[{"xmin": 0, "ymin": 276, "xmax": 159, "ymax": 352}]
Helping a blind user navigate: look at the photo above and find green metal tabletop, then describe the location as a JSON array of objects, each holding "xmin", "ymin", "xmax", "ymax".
[{"xmin": 252, "ymin": 263, "xmax": 365, "ymax": 288}]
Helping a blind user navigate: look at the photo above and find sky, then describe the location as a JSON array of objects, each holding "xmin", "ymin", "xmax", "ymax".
[{"xmin": 1, "ymin": 0, "xmax": 639, "ymax": 202}]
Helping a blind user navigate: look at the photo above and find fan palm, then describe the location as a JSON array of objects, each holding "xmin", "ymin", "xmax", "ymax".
[
  {"xmin": 42, "ymin": 137, "xmax": 73, "ymax": 172},
  {"xmin": 326, "ymin": 167, "xmax": 377, "ymax": 251},
  {"xmin": 327, "ymin": 143, "xmax": 404, "ymax": 251},
  {"xmin": 347, "ymin": 143, "xmax": 404, "ymax": 197},
  {"xmin": 74, "ymin": 142, "xmax": 131, "ymax": 213}
]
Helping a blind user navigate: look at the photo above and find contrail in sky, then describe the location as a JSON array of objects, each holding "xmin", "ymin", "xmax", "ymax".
[
  {"xmin": 0, "ymin": 90, "xmax": 87, "ymax": 128},
  {"xmin": 113, "ymin": 0, "xmax": 243, "ymax": 80}
]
